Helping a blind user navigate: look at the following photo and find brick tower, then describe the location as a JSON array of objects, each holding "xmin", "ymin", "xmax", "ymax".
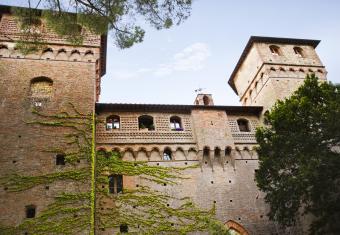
[
  {"xmin": 228, "ymin": 36, "xmax": 327, "ymax": 112},
  {"xmin": 0, "ymin": 5, "xmax": 106, "ymax": 233}
]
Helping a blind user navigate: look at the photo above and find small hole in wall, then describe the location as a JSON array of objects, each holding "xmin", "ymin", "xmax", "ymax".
[
  {"xmin": 136, "ymin": 184, "xmax": 139, "ymax": 187},
  {"xmin": 101, "ymin": 228, "xmax": 105, "ymax": 231},
  {"xmin": 245, "ymin": 161, "xmax": 248, "ymax": 163},
  {"xmin": 171, "ymin": 223, "xmax": 174, "ymax": 226},
  {"xmin": 77, "ymin": 160, "xmax": 80, "ymax": 163},
  {"xmin": 133, "ymin": 205, "xmax": 136, "ymax": 208},
  {"xmin": 211, "ymin": 121, "xmax": 213, "ymax": 125},
  {"xmin": 74, "ymin": 214, "xmax": 78, "ymax": 218},
  {"xmin": 185, "ymin": 162, "xmax": 188, "ymax": 165},
  {"xmin": 102, "ymin": 185, "xmax": 105, "ymax": 189},
  {"xmin": 211, "ymin": 181, "xmax": 214, "ymax": 184},
  {"xmin": 205, "ymin": 161, "xmax": 208, "ymax": 164},
  {"xmin": 260, "ymin": 215, "xmax": 263, "ymax": 218},
  {"xmin": 101, "ymin": 207, "xmax": 104, "ymax": 210},
  {"xmin": 45, "ymin": 186, "xmax": 49, "ymax": 190},
  {"xmin": 230, "ymin": 199, "xmax": 233, "ymax": 202},
  {"xmin": 12, "ymin": 160, "xmax": 16, "ymax": 164},
  {"xmin": 157, "ymin": 163, "xmax": 159, "ymax": 166},
  {"xmin": 4, "ymin": 187, "xmax": 8, "ymax": 191},
  {"xmin": 226, "ymin": 161, "xmax": 228, "ymax": 164},
  {"xmin": 134, "ymin": 163, "xmax": 137, "ymax": 166},
  {"xmin": 18, "ymin": 135, "xmax": 21, "ymax": 138},
  {"xmin": 163, "ymin": 183, "xmax": 167, "ymax": 186},
  {"xmin": 238, "ymin": 217, "xmax": 241, "ymax": 220},
  {"xmin": 167, "ymin": 204, "xmax": 170, "ymax": 207},
  {"xmin": 229, "ymin": 180, "xmax": 231, "ymax": 183},
  {"xmin": 213, "ymin": 201, "xmax": 216, "ymax": 204}
]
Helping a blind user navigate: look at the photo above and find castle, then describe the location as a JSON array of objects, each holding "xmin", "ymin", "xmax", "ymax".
[{"xmin": 0, "ymin": 5, "xmax": 327, "ymax": 235}]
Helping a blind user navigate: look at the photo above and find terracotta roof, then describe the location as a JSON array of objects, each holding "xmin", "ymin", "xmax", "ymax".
[
  {"xmin": 228, "ymin": 36, "xmax": 321, "ymax": 94},
  {"xmin": 95, "ymin": 103, "xmax": 263, "ymax": 115}
]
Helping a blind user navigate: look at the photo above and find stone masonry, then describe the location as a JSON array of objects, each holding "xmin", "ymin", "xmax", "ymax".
[{"xmin": 0, "ymin": 5, "xmax": 327, "ymax": 235}]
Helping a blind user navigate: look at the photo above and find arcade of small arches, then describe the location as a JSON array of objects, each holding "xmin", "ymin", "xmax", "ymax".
[
  {"xmin": 243, "ymin": 65, "xmax": 325, "ymax": 105},
  {"xmin": 0, "ymin": 43, "xmax": 97, "ymax": 62},
  {"xmin": 96, "ymin": 145, "xmax": 258, "ymax": 164}
]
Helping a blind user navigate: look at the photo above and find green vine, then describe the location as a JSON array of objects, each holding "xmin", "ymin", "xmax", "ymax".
[{"xmin": 0, "ymin": 103, "xmax": 229, "ymax": 234}]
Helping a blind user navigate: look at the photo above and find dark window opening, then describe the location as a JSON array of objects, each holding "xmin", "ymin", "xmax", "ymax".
[
  {"xmin": 106, "ymin": 115, "xmax": 120, "ymax": 130},
  {"xmin": 293, "ymin": 47, "xmax": 304, "ymax": 58},
  {"xmin": 203, "ymin": 95, "xmax": 209, "ymax": 106},
  {"xmin": 163, "ymin": 148, "xmax": 172, "ymax": 161},
  {"xmin": 237, "ymin": 119, "xmax": 250, "ymax": 132},
  {"xmin": 225, "ymin": 147, "xmax": 231, "ymax": 156},
  {"xmin": 138, "ymin": 115, "xmax": 154, "ymax": 131},
  {"xmin": 214, "ymin": 147, "xmax": 221, "ymax": 157},
  {"xmin": 26, "ymin": 205, "xmax": 36, "ymax": 218},
  {"xmin": 120, "ymin": 224, "xmax": 128, "ymax": 233},
  {"xmin": 203, "ymin": 147, "xmax": 210, "ymax": 156},
  {"xmin": 43, "ymin": 48, "xmax": 53, "ymax": 53},
  {"xmin": 56, "ymin": 154, "xmax": 65, "ymax": 165},
  {"xmin": 108, "ymin": 175, "xmax": 123, "ymax": 194},
  {"xmin": 170, "ymin": 116, "xmax": 183, "ymax": 131},
  {"xmin": 269, "ymin": 45, "xmax": 281, "ymax": 56}
]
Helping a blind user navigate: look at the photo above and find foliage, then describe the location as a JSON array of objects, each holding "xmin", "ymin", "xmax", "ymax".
[
  {"xmin": 255, "ymin": 74, "xmax": 340, "ymax": 234},
  {"xmin": 9, "ymin": 0, "xmax": 192, "ymax": 53},
  {"xmin": 0, "ymin": 103, "xmax": 228, "ymax": 234}
]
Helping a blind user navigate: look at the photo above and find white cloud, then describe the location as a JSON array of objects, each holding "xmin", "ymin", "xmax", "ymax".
[
  {"xmin": 153, "ymin": 43, "xmax": 211, "ymax": 76},
  {"xmin": 110, "ymin": 43, "xmax": 211, "ymax": 79}
]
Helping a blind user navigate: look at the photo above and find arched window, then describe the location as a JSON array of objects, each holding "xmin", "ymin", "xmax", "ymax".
[
  {"xmin": 293, "ymin": 47, "xmax": 304, "ymax": 58},
  {"xmin": 25, "ymin": 205, "xmax": 36, "ymax": 218},
  {"xmin": 108, "ymin": 175, "xmax": 123, "ymax": 194},
  {"xmin": 163, "ymin": 148, "xmax": 172, "ymax": 161},
  {"xmin": 170, "ymin": 116, "xmax": 183, "ymax": 131},
  {"xmin": 203, "ymin": 95, "xmax": 209, "ymax": 106},
  {"xmin": 56, "ymin": 154, "xmax": 65, "ymax": 165},
  {"xmin": 138, "ymin": 115, "xmax": 154, "ymax": 131},
  {"xmin": 237, "ymin": 119, "xmax": 250, "ymax": 132},
  {"xmin": 203, "ymin": 147, "xmax": 210, "ymax": 156},
  {"xmin": 225, "ymin": 147, "xmax": 232, "ymax": 156},
  {"xmin": 106, "ymin": 115, "xmax": 120, "ymax": 130},
  {"xmin": 269, "ymin": 45, "xmax": 281, "ymax": 56},
  {"xmin": 214, "ymin": 147, "xmax": 221, "ymax": 157},
  {"xmin": 30, "ymin": 77, "xmax": 53, "ymax": 98}
]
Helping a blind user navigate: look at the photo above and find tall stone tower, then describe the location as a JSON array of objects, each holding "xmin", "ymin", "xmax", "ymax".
[
  {"xmin": 0, "ymin": 5, "xmax": 106, "ymax": 233},
  {"xmin": 228, "ymin": 36, "xmax": 327, "ymax": 112}
]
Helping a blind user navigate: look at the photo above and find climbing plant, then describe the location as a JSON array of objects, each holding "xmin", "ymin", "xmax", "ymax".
[{"xmin": 0, "ymin": 103, "xmax": 230, "ymax": 234}]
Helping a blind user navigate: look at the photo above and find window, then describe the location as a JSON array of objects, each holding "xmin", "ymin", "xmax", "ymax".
[
  {"xmin": 120, "ymin": 224, "xmax": 128, "ymax": 233},
  {"xmin": 203, "ymin": 95, "xmax": 209, "ymax": 105},
  {"xmin": 225, "ymin": 147, "xmax": 231, "ymax": 156},
  {"xmin": 106, "ymin": 115, "xmax": 120, "ymax": 130},
  {"xmin": 138, "ymin": 115, "xmax": 154, "ymax": 131},
  {"xmin": 163, "ymin": 148, "xmax": 172, "ymax": 161},
  {"xmin": 293, "ymin": 47, "xmax": 304, "ymax": 58},
  {"xmin": 56, "ymin": 154, "xmax": 65, "ymax": 165},
  {"xmin": 170, "ymin": 116, "xmax": 183, "ymax": 131},
  {"xmin": 269, "ymin": 45, "xmax": 281, "ymax": 56},
  {"xmin": 214, "ymin": 147, "xmax": 221, "ymax": 157},
  {"xmin": 237, "ymin": 119, "xmax": 250, "ymax": 132},
  {"xmin": 270, "ymin": 67, "xmax": 276, "ymax": 72},
  {"xmin": 203, "ymin": 147, "xmax": 210, "ymax": 156},
  {"xmin": 30, "ymin": 77, "xmax": 53, "ymax": 98},
  {"xmin": 25, "ymin": 205, "xmax": 36, "ymax": 218},
  {"xmin": 108, "ymin": 175, "xmax": 123, "ymax": 194}
]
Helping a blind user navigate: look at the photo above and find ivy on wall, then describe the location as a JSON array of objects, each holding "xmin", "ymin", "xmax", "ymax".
[{"xmin": 0, "ymin": 104, "xmax": 230, "ymax": 234}]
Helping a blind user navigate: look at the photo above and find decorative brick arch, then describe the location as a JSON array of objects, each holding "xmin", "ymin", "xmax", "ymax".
[{"xmin": 225, "ymin": 220, "xmax": 249, "ymax": 235}]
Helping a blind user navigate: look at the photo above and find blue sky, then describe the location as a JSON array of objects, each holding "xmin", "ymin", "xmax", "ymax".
[{"xmin": 2, "ymin": 0, "xmax": 340, "ymax": 105}]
